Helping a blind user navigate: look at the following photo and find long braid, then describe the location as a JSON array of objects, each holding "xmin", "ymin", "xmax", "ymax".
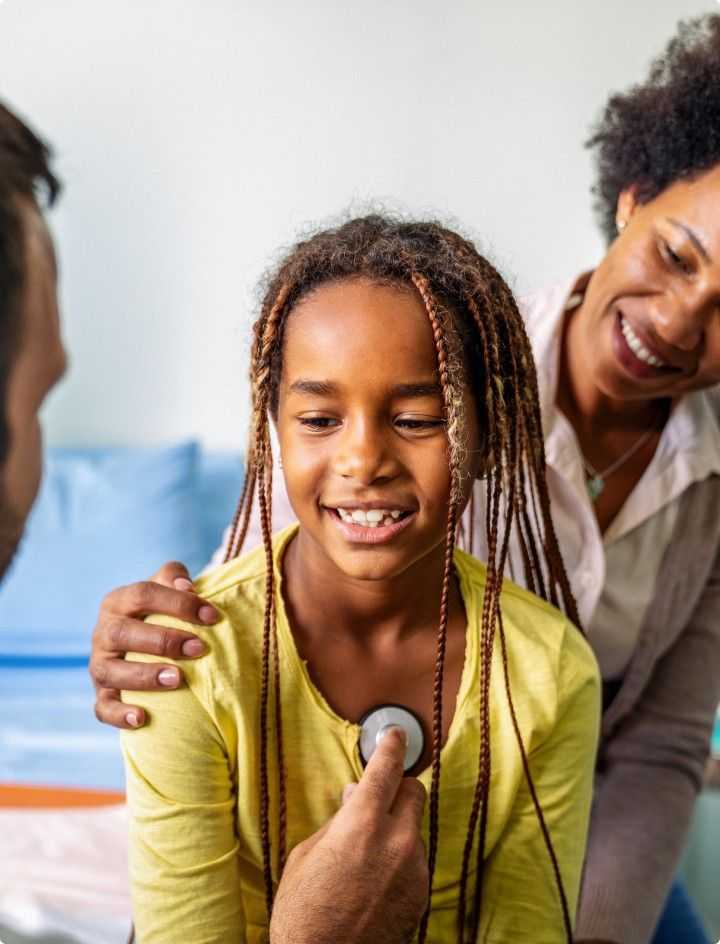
[
  {"xmin": 457, "ymin": 288, "xmax": 510, "ymax": 941},
  {"xmin": 497, "ymin": 610, "xmax": 574, "ymax": 941},
  {"xmin": 421, "ymin": 228, "xmax": 575, "ymax": 940},
  {"xmin": 411, "ymin": 274, "xmax": 461, "ymax": 944},
  {"xmin": 243, "ymin": 287, "xmax": 290, "ymax": 917},
  {"xmin": 463, "ymin": 272, "xmax": 577, "ymax": 941}
]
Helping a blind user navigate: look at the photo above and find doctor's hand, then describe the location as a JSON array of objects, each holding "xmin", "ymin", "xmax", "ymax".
[
  {"xmin": 89, "ymin": 561, "xmax": 217, "ymax": 729},
  {"xmin": 270, "ymin": 726, "xmax": 429, "ymax": 944}
]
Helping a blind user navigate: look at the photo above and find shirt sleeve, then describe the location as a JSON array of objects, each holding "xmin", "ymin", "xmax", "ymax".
[
  {"xmin": 576, "ymin": 542, "xmax": 720, "ymax": 944},
  {"xmin": 121, "ymin": 657, "xmax": 245, "ymax": 944},
  {"xmin": 480, "ymin": 627, "xmax": 601, "ymax": 943}
]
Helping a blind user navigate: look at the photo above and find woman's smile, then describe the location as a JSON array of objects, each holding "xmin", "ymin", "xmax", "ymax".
[{"xmin": 611, "ymin": 310, "xmax": 687, "ymax": 382}]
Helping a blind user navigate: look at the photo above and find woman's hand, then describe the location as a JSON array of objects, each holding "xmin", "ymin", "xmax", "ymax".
[{"xmin": 89, "ymin": 561, "xmax": 218, "ymax": 729}]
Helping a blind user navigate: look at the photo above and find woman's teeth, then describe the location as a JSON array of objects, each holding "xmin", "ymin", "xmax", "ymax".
[
  {"xmin": 620, "ymin": 316, "xmax": 666, "ymax": 368},
  {"xmin": 336, "ymin": 508, "xmax": 405, "ymax": 528}
]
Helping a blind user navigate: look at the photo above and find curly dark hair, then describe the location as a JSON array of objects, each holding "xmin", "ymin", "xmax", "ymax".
[
  {"xmin": 224, "ymin": 214, "xmax": 580, "ymax": 943},
  {"xmin": 0, "ymin": 101, "xmax": 60, "ymax": 463},
  {"xmin": 587, "ymin": 13, "xmax": 720, "ymax": 243}
]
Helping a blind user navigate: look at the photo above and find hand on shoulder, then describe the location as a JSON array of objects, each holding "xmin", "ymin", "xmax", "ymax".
[{"xmin": 89, "ymin": 560, "xmax": 218, "ymax": 729}]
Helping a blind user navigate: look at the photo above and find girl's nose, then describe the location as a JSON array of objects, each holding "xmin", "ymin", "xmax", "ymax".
[{"xmin": 333, "ymin": 422, "xmax": 398, "ymax": 485}]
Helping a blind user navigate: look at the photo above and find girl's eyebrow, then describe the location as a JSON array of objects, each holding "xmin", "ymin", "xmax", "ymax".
[
  {"xmin": 288, "ymin": 379, "xmax": 338, "ymax": 397},
  {"xmin": 288, "ymin": 379, "xmax": 442, "ymax": 398},
  {"xmin": 392, "ymin": 382, "xmax": 442, "ymax": 398}
]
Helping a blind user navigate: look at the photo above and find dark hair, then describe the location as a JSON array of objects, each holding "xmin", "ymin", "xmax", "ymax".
[
  {"xmin": 0, "ymin": 101, "xmax": 60, "ymax": 463},
  {"xmin": 225, "ymin": 214, "xmax": 580, "ymax": 943},
  {"xmin": 588, "ymin": 13, "xmax": 720, "ymax": 243}
]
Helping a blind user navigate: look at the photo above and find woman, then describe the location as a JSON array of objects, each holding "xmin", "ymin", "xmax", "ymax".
[{"xmin": 91, "ymin": 13, "xmax": 720, "ymax": 944}]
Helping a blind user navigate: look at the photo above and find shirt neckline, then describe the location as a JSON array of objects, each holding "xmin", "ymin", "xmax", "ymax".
[{"xmin": 270, "ymin": 525, "xmax": 479, "ymax": 785}]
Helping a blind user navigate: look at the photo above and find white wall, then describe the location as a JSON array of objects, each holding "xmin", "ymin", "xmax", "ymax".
[{"xmin": 0, "ymin": 0, "xmax": 715, "ymax": 449}]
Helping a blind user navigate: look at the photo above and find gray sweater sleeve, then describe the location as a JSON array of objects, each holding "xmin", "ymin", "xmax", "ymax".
[{"xmin": 575, "ymin": 542, "xmax": 720, "ymax": 944}]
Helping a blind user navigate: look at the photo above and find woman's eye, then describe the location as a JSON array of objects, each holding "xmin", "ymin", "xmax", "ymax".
[
  {"xmin": 662, "ymin": 241, "xmax": 692, "ymax": 275},
  {"xmin": 298, "ymin": 416, "xmax": 339, "ymax": 430}
]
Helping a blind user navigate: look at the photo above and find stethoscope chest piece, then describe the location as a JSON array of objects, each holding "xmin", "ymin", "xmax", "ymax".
[{"xmin": 358, "ymin": 704, "xmax": 425, "ymax": 773}]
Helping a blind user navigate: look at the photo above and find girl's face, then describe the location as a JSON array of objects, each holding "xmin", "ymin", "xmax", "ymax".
[
  {"xmin": 574, "ymin": 163, "xmax": 720, "ymax": 403},
  {"xmin": 276, "ymin": 277, "xmax": 482, "ymax": 582}
]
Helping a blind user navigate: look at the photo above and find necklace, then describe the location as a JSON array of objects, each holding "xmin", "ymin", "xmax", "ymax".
[{"xmin": 582, "ymin": 428, "xmax": 657, "ymax": 502}]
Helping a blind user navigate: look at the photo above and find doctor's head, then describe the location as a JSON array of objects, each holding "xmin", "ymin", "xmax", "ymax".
[{"xmin": 0, "ymin": 101, "xmax": 64, "ymax": 579}]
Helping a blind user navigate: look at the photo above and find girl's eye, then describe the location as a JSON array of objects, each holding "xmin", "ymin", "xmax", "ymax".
[
  {"xmin": 298, "ymin": 416, "xmax": 340, "ymax": 431},
  {"xmin": 661, "ymin": 240, "xmax": 693, "ymax": 276},
  {"xmin": 395, "ymin": 417, "xmax": 446, "ymax": 431}
]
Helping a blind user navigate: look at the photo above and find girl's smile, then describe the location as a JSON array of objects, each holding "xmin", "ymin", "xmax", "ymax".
[{"xmin": 324, "ymin": 503, "xmax": 416, "ymax": 544}]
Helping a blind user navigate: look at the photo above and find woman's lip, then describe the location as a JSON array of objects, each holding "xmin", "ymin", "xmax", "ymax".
[
  {"xmin": 612, "ymin": 312, "xmax": 680, "ymax": 381},
  {"xmin": 325, "ymin": 507, "xmax": 416, "ymax": 545}
]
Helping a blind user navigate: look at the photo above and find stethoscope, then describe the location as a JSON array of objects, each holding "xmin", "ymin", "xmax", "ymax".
[{"xmin": 357, "ymin": 703, "xmax": 425, "ymax": 773}]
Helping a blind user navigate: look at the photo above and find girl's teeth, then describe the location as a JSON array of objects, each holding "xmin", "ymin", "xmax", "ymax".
[
  {"xmin": 620, "ymin": 316, "xmax": 665, "ymax": 367},
  {"xmin": 336, "ymin": 508, "xmax": 406, "ymax": 526}
]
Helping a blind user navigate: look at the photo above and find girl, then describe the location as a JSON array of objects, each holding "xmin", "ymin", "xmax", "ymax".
[{"xmin": 121, "ymin": 216, "xmax": 600, "ymax": 942}]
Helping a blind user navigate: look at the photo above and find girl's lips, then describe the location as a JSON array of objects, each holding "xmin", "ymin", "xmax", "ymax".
[
  {"xmin": 326, "ymin": 507, "xmax": 416, "ymax": 545},
  {"xmin": 611, "ymin": 312, "xmax": 679, "ymax": 381}
]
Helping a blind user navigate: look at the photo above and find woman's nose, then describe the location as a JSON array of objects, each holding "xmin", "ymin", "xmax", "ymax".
[{"xmin": 650, "ymin": 293, "xmax": 707, "ymax": 352}]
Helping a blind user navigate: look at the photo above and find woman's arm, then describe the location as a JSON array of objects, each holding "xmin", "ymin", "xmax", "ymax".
[
  {"xmin": 481, "ymin": 627, "xmax": 601, "ymax": 943},
  {"xmin": 121, "ymin": 652, "xmax": 245, "ymax": 943},
  {"xmin": 576, "ymin": 544, "xmax": 720, "ymax": 944}
]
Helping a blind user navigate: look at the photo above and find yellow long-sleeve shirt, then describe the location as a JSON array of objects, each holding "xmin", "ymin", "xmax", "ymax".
[{"xmin": 121, "ymin": 525, "xmax": 600, "ymax": 943}]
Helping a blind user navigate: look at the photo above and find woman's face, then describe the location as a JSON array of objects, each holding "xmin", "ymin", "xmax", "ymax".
[
  {"xmin": 275, "ymin": 277, "xmax": 481, "ymax": 583},
  {"xmin": 574, "ymin": 162, "xmax": 720, "ymax": 402}
]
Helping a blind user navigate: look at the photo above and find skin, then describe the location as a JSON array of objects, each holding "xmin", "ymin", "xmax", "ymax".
[
  {"xmin": 558, "ymin": 165, "xmax": 720, "ymax": 533},
  {"xmin": 278, "ymin": 278, "xmax": 481, "ymax": 771},
  {"xmin": 0, "ymin": 198, "xmax": 66, "ymax": 578}
]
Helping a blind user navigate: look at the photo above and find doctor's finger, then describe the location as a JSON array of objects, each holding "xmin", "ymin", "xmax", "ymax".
[{"xmin": 349, "ymin": 726, "xmax": 407, "ymax": 815}]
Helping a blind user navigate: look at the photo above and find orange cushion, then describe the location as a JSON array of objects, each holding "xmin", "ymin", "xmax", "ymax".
[{"xmin": 0, "ymin": 783, "xmax": 125, "ymax": 808}]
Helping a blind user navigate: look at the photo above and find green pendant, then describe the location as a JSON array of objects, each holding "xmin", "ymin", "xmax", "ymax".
[{"xmin": 587, "ymin": 475, "xmax": 604, "ymax": 502}]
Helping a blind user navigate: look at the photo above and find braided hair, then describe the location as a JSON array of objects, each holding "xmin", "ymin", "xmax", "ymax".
[{"xmin": 224, "ymin": 214, "xmax": 580, "ymax": 943}]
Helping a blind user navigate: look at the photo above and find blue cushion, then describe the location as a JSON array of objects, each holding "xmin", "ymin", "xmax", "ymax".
[
  {"xmin": 0, "ymin": 441, "xmax": 205, "ymax": 656},
  {"xmin": 0, "ymin": 661, "xmax": 124, "ymax": 789},
  {"xmin": 196, "ymin": 450, "xmax": 244, "ymax": 565}
]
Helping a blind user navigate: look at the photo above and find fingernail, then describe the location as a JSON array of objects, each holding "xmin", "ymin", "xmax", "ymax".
[
  {"xmin": 342, "ymin": 783, "xmax": 357, "ymax": 803},
  {"xmin": 126, "ymin": 711, "xmax": 142, "ymax": 728},
  {"xmin": 174, "ymin": 577, "xmax": 194, "ymax": 591},
  {"xmin": 199, "ymin": 604, "xmax": 219, "ymax": 624},
  {"xmin": 182, "ymin": 638, "xmax": 206, "ymax": 657},
  {"xmin": 380, "ymin": 724, "xmax": 407, "ymax": 746},
  {"xmin": 158, "ymin": 668, "xmax": 179, "ymax": 687}
]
